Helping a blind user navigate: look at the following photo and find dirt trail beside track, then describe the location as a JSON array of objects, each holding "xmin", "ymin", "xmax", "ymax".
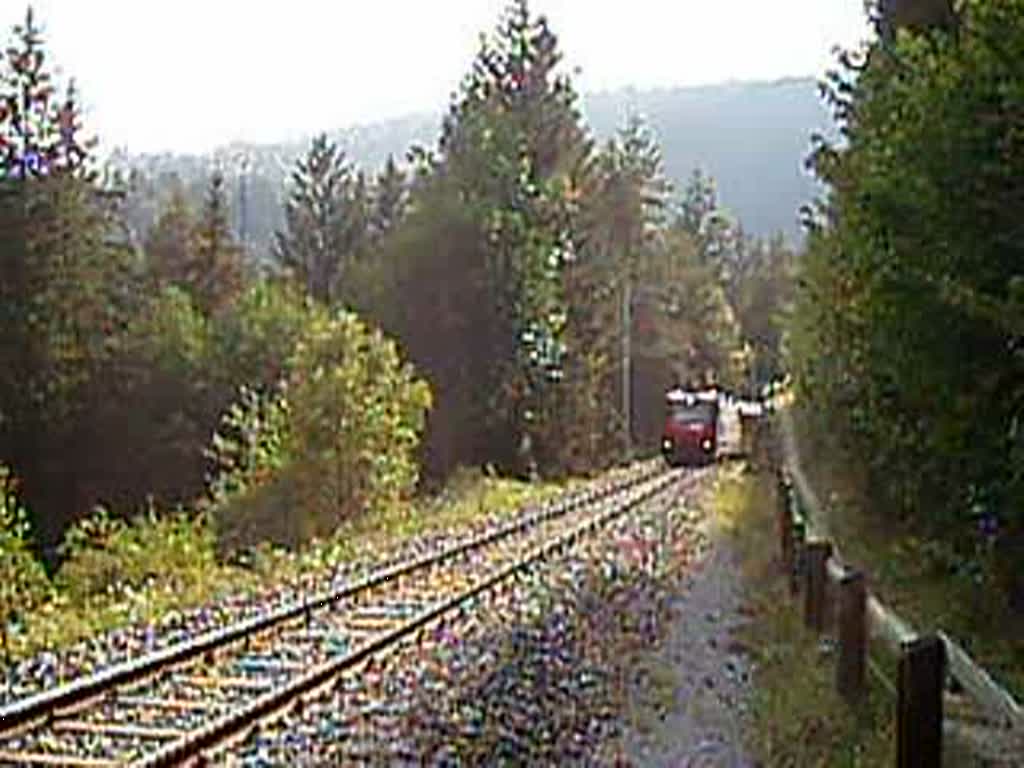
[{"xmin": 617, "ymin": 467, "xmax": 757, "ymax": 767}]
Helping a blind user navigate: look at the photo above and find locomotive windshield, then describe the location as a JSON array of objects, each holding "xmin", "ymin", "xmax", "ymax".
[{"xmin": 669, "ymin": 401, "xmax": 716, "ymax": 424}]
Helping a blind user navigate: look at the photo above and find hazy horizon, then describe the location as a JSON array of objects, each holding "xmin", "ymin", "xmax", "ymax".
[{"xmin": 1, "ymin": 1, "xmax": 873, "ymax": 155}]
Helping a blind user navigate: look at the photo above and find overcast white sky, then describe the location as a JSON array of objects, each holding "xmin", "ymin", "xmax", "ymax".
[{"xmin": 1, "ymin": 1, "xmax": 873, "ymax": 155}]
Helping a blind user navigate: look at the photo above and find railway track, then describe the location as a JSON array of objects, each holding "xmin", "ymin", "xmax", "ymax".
[
  {"xmin": 283, "ymin": 465, "xmax": 702, "ymax": 766},
  {"xmin": 0, "ymin": 459, "xmax": 682, "ymax": 767}
]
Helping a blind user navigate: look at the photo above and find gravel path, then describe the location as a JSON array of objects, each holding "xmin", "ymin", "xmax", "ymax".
[{"xmin": 618, "ymin": 497, "xmax": 757, "ymax": 767}]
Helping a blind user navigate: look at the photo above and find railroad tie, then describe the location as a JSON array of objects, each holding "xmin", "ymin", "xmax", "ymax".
[
  {"xmin": 178, "ymin": 673, "xmax": 276, "ymax": 691},
  {"xmin": 114, "ymin": 696, "xmax": 218, "ymax": 713},
  {"xmin": 51, "ymin": 719, "xmax": 186, "ymax": 741},
  {"xmin": 0, "ymin": 751, "xmax": 120, "ymax": 767}
]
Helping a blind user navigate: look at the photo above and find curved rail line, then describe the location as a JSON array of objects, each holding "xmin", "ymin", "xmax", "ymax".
[{"xmin": 0, "ymin": 459, "xmax": 678, "ymax": 767}]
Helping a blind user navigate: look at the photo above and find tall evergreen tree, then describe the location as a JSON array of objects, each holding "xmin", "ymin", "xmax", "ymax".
[
  {"xmin": 274, "ymin": 133, "xmax": 357, "ymax": 303},
  {"xmin": 144, "ymin": 181, "xmax": 196, "ymax": 289},
  {"xmin": 142, "ymin": 171, "xmax": 244, "ymax": 315},
  {"xmin": 435, "ymin": 0, "xmax": 596, "ymax": 475},
  {"xmin": 677, "ymin": 167, "xmax": 738, "ymax": 276},
  {"xmin": 343, "ymin": 169, "xmax": 371, "ymax": 264},
  {"xmin": 569, "ymin": 113, "xmax": 672, "ymax": 451},
  {"xmin": 370, "ymin": 154, "xmax": 407, "ymax": 243},
  {"xmin": 677, "ymin": 169, "xmax": 716, "ymax": 238},
  {"xmin": 0, "ymin": 9, "xmax": 143, "ymax": 550},
  {"xmin": 0, "ymin": 8, "xmax": 93, "ymax": 180},
  {"xmin": 191, "ymin": 169, "xmax": 245, "ymax": 314}
]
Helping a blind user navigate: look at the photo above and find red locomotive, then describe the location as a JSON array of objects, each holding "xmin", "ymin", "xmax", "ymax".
[{"xmin": 661, "ymin": 388, "xmax": 719, "ymax": 467}]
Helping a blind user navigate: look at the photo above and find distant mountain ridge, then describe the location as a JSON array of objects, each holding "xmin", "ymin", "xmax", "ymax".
[
  {"xmin": 579, "ymin": 77, "xmax": 836, "ymax": 240},
  {"xmin": 118, "ymin": 77, "xmax": 835, "ymax": 249}
]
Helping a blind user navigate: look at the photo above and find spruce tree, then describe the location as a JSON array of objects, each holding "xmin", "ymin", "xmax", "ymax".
[
  {"xmin": 677, "ymin": 169, "xmax": 717, "ymax": 240},
  {"xmin": 190, "ymin": 169, "xmax": 245, "ymax": 314},
  {"xmin": 0, "ymin": 8, "xmax": 94, "ymax": 181},
  {"xmin": 0, "ymin": 7, "xmax": 52, "ymax": 180},
  {"xmin": 0, "ymin": 8, "xmax": 143, "ymax": 549},
  {"xmin": 677, "ymin": 168, "xmax": 737, "ymax": 274},
  {"xmin": 435, "ymin": 0, "xmax": 596, "ymax": 474},
  {"xmin": 144, "ymin": 181, "xmax": 196, "ymax": 290},
  {"xmin": 343, "ymin": 169, "xmax": 370, "ymax": 263},
  {"xmin": 370, "ymin": 154, "xmax": 407, "ymax": 243},
  {"xmin": 274, "ymin": 133, "xmax": 356, "ymax": 303}
]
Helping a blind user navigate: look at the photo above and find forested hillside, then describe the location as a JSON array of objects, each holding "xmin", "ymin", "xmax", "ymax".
[
  {"xmin": 583, "ymin": 78, "xmax": 832, "ymax": 239},
  {"xmin": 112, "ymin": 77, "xmax": 830, "ymax": 261}
]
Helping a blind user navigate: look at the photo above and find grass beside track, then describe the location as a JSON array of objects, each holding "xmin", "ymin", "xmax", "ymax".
[
  {"xmin": 715, "ymin": 467, "xmax": 894, "ymax": 766},
  {"xmin": 7, "ymin": 469, "xmax": 570, "ymax": 662}
]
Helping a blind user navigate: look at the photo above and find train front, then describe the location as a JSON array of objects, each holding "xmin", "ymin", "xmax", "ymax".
[{"xmin": 661, "ymin": 388, "xmax": 719, "ymax": 467}]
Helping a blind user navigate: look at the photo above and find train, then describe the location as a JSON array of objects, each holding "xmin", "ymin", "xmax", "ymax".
[
  {"xmin": 660, "ymin": 388, "xmax": 719, "ymax": 467},
  {"xmin": 661, "ymin": 386, "xmax": 767, "ymax": 467}
]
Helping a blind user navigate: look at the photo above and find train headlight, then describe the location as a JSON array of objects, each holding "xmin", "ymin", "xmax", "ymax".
[
  {"xmin": 662, "ymin": 438, "xmax": 673, "ymax": 451},
  {"xmin": 701, "ymin": 438, "xmax": 712, "ymax": 451}
]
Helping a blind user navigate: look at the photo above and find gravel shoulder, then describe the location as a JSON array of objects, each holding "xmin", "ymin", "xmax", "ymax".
[{"xmin": 618, "ymin": 469, "xmax": 757, "ymax": 767}]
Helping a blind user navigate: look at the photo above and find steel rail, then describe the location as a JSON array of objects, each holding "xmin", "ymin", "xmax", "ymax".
[
  {"xmin": 0, "ymin": 460, "xmax": 662, "ymax": 736},
  {"xmin": 133, "ymin": 468, "xmax": 683, "ymax": 767}
]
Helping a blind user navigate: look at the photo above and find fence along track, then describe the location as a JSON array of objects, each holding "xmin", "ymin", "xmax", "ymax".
[
  {"xmin": 775, "ymin": 408, "xmax": 1024, "ymax": 764},
  {"xmin": 0, "ymin": 460, "xmax": 676, "ymax": 767}
]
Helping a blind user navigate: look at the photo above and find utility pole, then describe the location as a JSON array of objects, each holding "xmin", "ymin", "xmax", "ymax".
[
  {"xmin": 236, "ymin": 152, "xmax": 250, "ymax": 259},
  {"xmin": 622, "ymin": 273, "xmax": 632, "ymax": 458}
]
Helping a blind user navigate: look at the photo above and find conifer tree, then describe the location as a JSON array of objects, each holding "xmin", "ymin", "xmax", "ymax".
[
  {"xmin": 586, "ymin": 114, "xmax": 687, "ymax": 447},
  {"xmin": 191, "ymin": 169, "xmax": 245, "ymax": 314},
  {"xmin": 592, "ymin": 113, "xmax": 672, "ymax": 271},
  {"xmin": 0, "ymin": 8, "xmax": 94, "ymax": 181},
  {"xmin": 142, "ymin": 172, "xmax": 244, "ymax": 315},
  {"xmin": 274, "ymin": 133, "xmax": 356, "ymax": 303},
  {"xmin": 144, "ymin": 181, "xmax": 196, "ymax": 289},
  {"xmin": 0, "ymin": 8, "xmax": 142, "ymax": 548},
  {"xmin": 677, "ymin": 168, "xmax": 737, "ymax": 274},
  {"xmin": 370, "ymin": 154, "xmax": 407, "ymax": 243},
  {"xmin": 343, "ymin": 169, "xmax": 371, "ymax": 263},
  {"xmin": 436, "ymin": 0, "xmax": 595, "ymax": 475},
  {"xmin": 677, "ymin": 169, "xmax": 716, "ymax": 238}
]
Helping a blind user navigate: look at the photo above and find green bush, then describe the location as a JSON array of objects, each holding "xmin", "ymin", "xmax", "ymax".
[
  {"xmin": 0, "ymin": 466, "xmax": 50, "ymax": 659},
  {"xmin": 56, "ymin": 504, "xmax": 219, "ymax": 606},
  {"xmin": 130, "ymin": 285, "xmax": 211, "ymax": 376},
  {"xmin": 208, "ymin": 307, "xmax": 432, "ymax": 550},
  {"xmin": 209, "ymin": 280, "xmax": 312, "ymax": 393},
  {"xmin": 287, "ymin": 310, "xmax": 432, "ymax": 533}
]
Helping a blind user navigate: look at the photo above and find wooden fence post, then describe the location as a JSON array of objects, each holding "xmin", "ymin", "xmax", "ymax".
[
  {"xmin": 791, "ymin": 518, "xmax": 806, "ymax": 596},
  {"xmin": 777, "ymin": 471, "xmax": 793, "ymax": 570},
  {"xmin": 803, "ymin": 540, "xmax": 833, "ymax": 632},
  {"xmin": 750, "ymin": 417, "xmax": 763, "ymax": 469},
  {"xmin": 836, "ymin": 569, "xmax": 867, "ymax": 703},
  {"xmin": 898, "ymin": 633, "xmax": 945, "ymax": 768}
]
